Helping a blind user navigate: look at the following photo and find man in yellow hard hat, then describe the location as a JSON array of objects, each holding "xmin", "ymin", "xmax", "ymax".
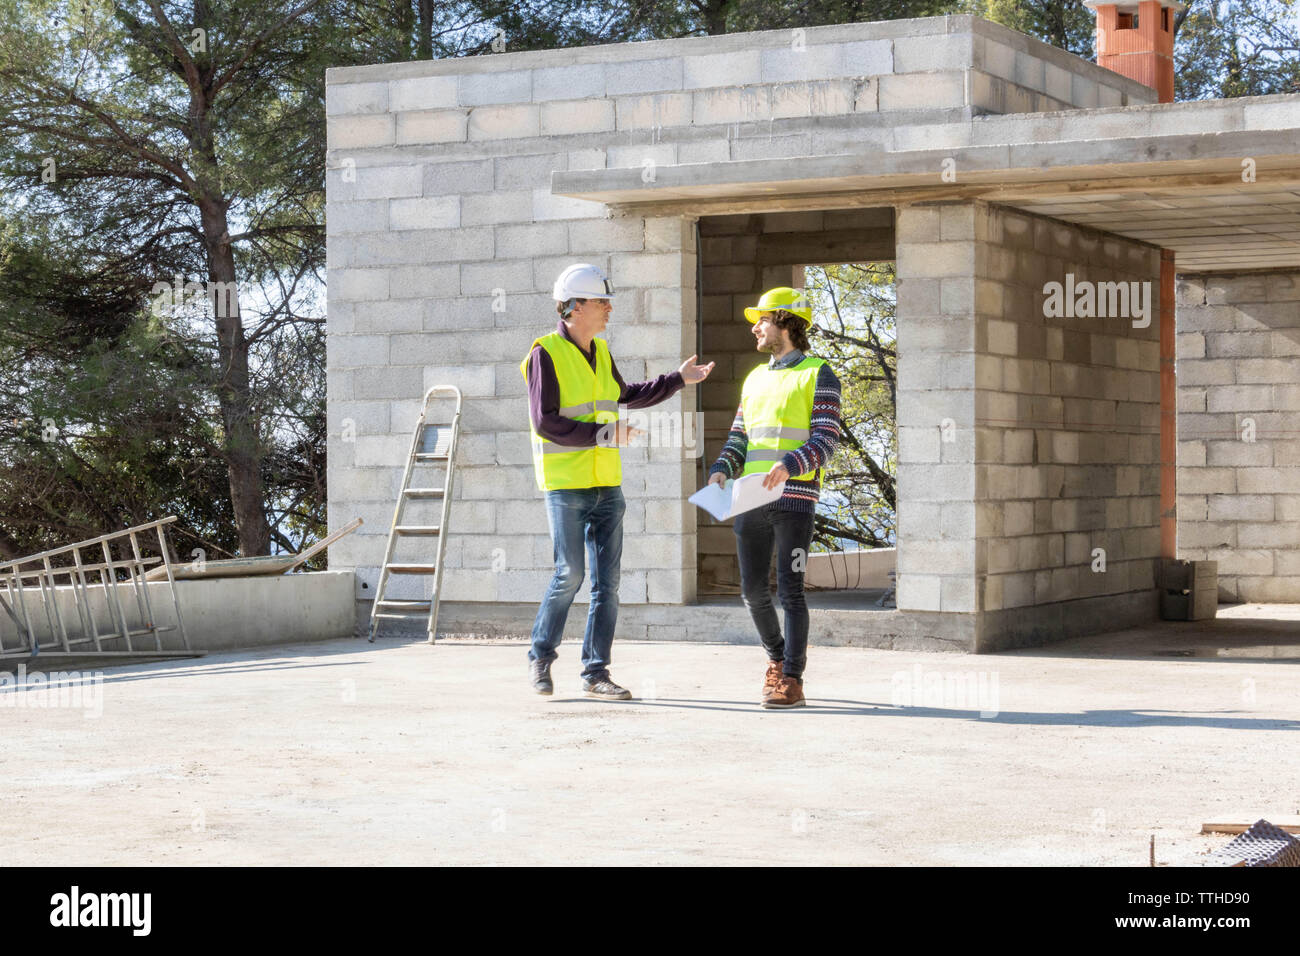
[
  {"xmin": 522, "ymin": 263, "xmax": 714, "ymax": 701},
  {"xmin": 706, "ymin": 287, "xmax": 841, "ymax": 709}
]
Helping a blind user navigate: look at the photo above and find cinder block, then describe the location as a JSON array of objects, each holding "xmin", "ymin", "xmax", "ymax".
[
  {"xmin": 1206, "ymin": 275, "xmax": 1270, "ymax": 305},
  {"xmin": 770, "ymin": 79, "xmax": 855, "ymax": 118},
  {"xmin": 606, "ymin": 57, "xmax": 683, "ymax": 95},
  {"xmin": 458, "ymin": 70, "xmax": 532, "ymax": 106},
  {"xmin": 693, "ymin": 86, "xmax": 772, "ymax": 125},
  {"xmin": 622, "ymin": 534, "xmax": 683, "ymax": 570},
  {"xmin": 1207, "ymin": 494, "xmax": 1273, "ymax": 522},
  {"xmin": 390, "ymin": 75, "xmax": 459, "ymax": 112},
  {"xmin": 497, "ymin": 221, "xmax": 569, "ymax": 259},
  {"xmin": 331, "ymin": 334, "xmax": 390, "ymax": 369},
  {"xmin": 1070, "ymin": 73, "xmax": 1100, "ymax": 109},
  {"xmin": 440, "ymin": 569, "xmax": 498, "ymax": 602},
  {"xmin": 1238, "ymin": 521, "xmax": 1300, "ymax": 548},
  {"xmin": 352, "ymin": 299, "xmax": 422, "ymax": 333},
  {"xmin": 607, "ymin": 142, "xmax": 677, "ymax": 169},
  {"xmin": 540, "ymin": 98, "xmax": 616, "ymax": 135},
  {"xmin": 1236, "ymin": 466, "xmax": 1300, "ymax": 494},
  {"xmin": 760, "ymin": 44, "xmax": 842, "ymax": 83},
  {"xmin": 327, "ymin": 200, "xmax": 388, "ymax": 235},
  {"xmin": 331, "ymin": 165, "xmax": 423, "ymax": 203},
  {"xmin": 491, "ymin": 152, "xmax": 564, "ymax": 190},
  {"xmin": 894, "ymin": 571, "xmax": 941, "ymax": 611},
  {"xmin": 1178, "ymin": 359, "xmax": 1234, "ymax": 386},
  {"xmin": 894, "ymin": 34, "xmax": 970, "ymax": 72},
  {"xmin": 328, "ymin": 114, "xmax": 394, "ymax": 149},
  {"xmin": 389, "ymin": 196, "xmax": 460, "ymax": 231},
  {"xmin": 457, "ymin": 464, "xmax": 536, "ymax": 501},
  {"xmin": 331, "ymin": 400, "xmax": 389, "ymax": 436},
  {"xmin": 879, "ymin": 71, "xmax": 965, "ymax": 111},
  {"xmin": 683, "ymin": 50, "xmax": 761, "ymax": 89},
  {"xmin": 533, "ymin": 64, "xmax": 605, "ymax": 101},
  {"xmin": 940, "ymin": 575, "xmax": 975, "ymax": 612},
  {"xmin": 569, "ymin": 218, "xmax": 645, "ymax": 254},
  {"xmin": 841, "ymin": 38, "xmax": 893, "ymax": 76},
  {"xmin": 567, "ymin": 147, "xmax": 606, "ymax": 171},
  {"xmin": 678, "ymin": 139, "xmax": 730, "ymax": 163},
  {"xmin": 460, "ymin": 190, "xmax": 532, "ymax": 226},
  {"xmin": 1205, "ymin": 440, "xmax": 1272, "ymax": 467},
  {"xmin": 1235, "ymin": 358, "xmax": 1295, "ymax": 384},
  {"xmin": 389, "ymin": 263, "xmax": 460, "ymax": 300},
  {"xmin": 1205, "ymin": 331, "xmax": 1271, "ymax": 358},
  {"xmin": 897, "ymin": 240, "xmax": 975, "ymax": 278},
  {"xmin": 1207, "ymin": 384, "xmax": 1273, "ymax": 413},
  {"xmin": 533, "ymin": 188, "xmax": 606, "ymax": 221},
  {"xmin": 615, "ymin": 92, "xmax": 693, "ymax": 130},
  {"xmin": 352, "ymin": 365, "xmax": 423, "ymax": 400},
  {"xmin": 395, "ymin": 109, "xmax": 468, "ymax": 145},
  {"xmin": 327, "ymin": 81, "xmax": 389, "ymax": 116},
  {"xmin": 1044, "ymin": 63, "xmax": 1072, "ymax": 102},
  {"xmin": 610, "ymin": 252, "xmax": 687, "ymax": 288},
  {"xmin": 467, "ymin": 104, "xmax": 540, "ymax": 141},
  {"xmin": 461, "ymin": 259, "xmax": 534, "ymax": 296},
  {"xmin": 985, "ymin": 319, "xmax": 1018, "ymax": 356},
  {"xmin": 330, "ymin": 268, "xmax": 389, "ymax": 302},
  {"xmin": 423, "ymin": 159, "xmax": 494, "ymax": 195}
]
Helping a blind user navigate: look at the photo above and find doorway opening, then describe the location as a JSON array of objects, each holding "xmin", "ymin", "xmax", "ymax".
[{"xmin": 695, "ymin": 209, "xmax": 897, "ymax": 607}]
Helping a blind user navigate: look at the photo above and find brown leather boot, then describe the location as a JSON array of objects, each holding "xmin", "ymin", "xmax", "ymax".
[
  {"xmin": 763, "ymin": 675, "xmax": 806, "ymax": 709},
  {"xmin": 761, "ymin": 660, "xmax": 784, "ymax": 703}
]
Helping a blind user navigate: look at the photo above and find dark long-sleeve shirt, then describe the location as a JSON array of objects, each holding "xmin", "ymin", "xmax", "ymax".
[
  {"xmin": 525, "ymin": 320, "xmax": 685, "ymax": 446},
  {"xmin": 708, "ymin": 349, "xmax": 842, "ymax": 513}
]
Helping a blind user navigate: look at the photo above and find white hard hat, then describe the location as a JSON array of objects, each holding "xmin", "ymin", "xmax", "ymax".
[{"xmin": 553, "ymin": 263, "xmax": 614, "ymax": 304}]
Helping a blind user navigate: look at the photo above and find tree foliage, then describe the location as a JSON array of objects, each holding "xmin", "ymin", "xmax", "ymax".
[
  {"xmin": 805, "ymin": 264, "xmax": 897, "ymax": 553},
  {"xmin": 1176, "ymin": 0, "xmax": 1300, "ymax": 98}
]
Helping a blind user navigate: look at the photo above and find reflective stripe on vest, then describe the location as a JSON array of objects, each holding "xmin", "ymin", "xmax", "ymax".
[
  {"xmin": 519, "ymin": 332, "xmax": 622, "ymax": 491},
  {"xmin": 740, "ymin": 355, "xmax": 825, "ymax": 481}
]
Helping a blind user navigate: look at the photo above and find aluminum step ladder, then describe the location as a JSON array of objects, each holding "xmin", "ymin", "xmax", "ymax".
[{"xmin": 368, "ymin": 385, "xmax": 462, "ymax": 644}]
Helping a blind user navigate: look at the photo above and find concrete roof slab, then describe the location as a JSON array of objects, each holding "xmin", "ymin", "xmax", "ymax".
[{"xmin": 552, "ymin": 94, "xmax": 1300, "ymax": 271}]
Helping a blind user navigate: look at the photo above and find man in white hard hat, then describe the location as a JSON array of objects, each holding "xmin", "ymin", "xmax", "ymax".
[
  {"xmin": 521, "ymin": 263, "xmax": 714, "ymax": 700},
  {"xmin": 706, "ymin": 287, "xmax": 841, "ymax": 709}
]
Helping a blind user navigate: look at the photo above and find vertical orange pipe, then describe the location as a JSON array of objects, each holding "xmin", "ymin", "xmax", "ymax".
[{"xmin": 1160, "ymin": 249, "xmax": 1177, "ymax": 558}]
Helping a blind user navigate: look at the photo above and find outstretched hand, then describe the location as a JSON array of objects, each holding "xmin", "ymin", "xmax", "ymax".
[
  {"xmin": 762, "ymin": 462, "xmax": 789, "ymax": 491},
  {"xmin": 678, "ymin": 354, "xmax": 715, "ymax": 385}
]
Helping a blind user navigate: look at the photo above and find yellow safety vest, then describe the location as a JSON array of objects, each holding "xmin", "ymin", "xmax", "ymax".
[
  {"xmin": 740, "ymin": 355, "xmax": 825, "ymax": 481},
  {"xmin": 519, "ymin": 332, "xmax": 622, "ymax": 491}
]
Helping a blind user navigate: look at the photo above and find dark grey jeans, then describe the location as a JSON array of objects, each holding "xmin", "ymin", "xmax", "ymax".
[{"xmin": 733, "ymin": 503, "xmax": 814, "ymax": 679}]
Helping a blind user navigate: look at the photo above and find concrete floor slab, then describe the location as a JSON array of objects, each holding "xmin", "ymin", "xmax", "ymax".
[{"xmin": 3, "ymin": 617, "xmax": 1296, "ymax": 865}]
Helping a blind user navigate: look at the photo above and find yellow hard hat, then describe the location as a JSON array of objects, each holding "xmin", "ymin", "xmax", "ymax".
[{"xmin": 743, "ymin": 287, "xmax": 812, "ymax": 325}]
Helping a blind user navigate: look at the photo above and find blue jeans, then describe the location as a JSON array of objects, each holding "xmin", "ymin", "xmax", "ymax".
[
  {"xmin": 529, "ymin": 485, "xmax": 625, "ymax": 681},
  {"xmin": 734, "ymin": 503, "xmax": 814, "ymax": 679}
]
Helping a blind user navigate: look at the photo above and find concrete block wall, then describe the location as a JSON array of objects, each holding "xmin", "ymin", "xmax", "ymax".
[
  {"xmin": 895, "ymin": 201, "xmax": 1163, "ymax": 648},
  {"xmin": 324, "ymin": 15, "xmax": 1150, "ymax": 610},
  {"xmin": 1175, "ymin": 271, "xmax": 1300, "ymax": 602},
  {"xmin": 696, "ymin": 209, "xmax": 896, "ymax": 592}
]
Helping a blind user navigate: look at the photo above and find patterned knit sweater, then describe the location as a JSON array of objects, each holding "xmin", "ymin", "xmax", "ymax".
[{"xmin": 707, "ymin": 350, "xmax": 842, "ymax": 513}]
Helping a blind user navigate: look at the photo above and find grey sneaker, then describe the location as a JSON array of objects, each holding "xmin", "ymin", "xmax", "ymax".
[
  {"xmin": 582, "ymin": 676, "xmax": 632, "ymax": 700},
  {"xmin": 530, "ymin": 659, "xmax": 553, "ymax": 696}
]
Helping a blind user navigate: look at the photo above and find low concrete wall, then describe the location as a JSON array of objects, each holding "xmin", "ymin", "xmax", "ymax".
[
  {"xmin": 395, "ymin": 599, "xmax": 973, "ymax": 652},
  {"xmin": 1, "ymin": 571, "xmax": 356, "ymax": 653},
  {"xmin": 805, "ymin": 547, "xmax": 895, "ymax": 589}
]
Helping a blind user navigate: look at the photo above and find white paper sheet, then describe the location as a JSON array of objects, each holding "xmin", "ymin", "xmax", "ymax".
[{"xmin": 688, "ymin": 474, "xmax": 787, "ymax": 521}]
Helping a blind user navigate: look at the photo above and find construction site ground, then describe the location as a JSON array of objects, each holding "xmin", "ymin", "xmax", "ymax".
[{"xmin": 4, "ymin": 603, "xmax": 1297, "ymax": 866}]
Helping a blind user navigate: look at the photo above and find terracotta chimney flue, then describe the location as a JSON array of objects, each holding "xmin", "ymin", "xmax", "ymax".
[{"xmin": 1085, "ymin": 0, "xmax": 1182, "ymax": 102}]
